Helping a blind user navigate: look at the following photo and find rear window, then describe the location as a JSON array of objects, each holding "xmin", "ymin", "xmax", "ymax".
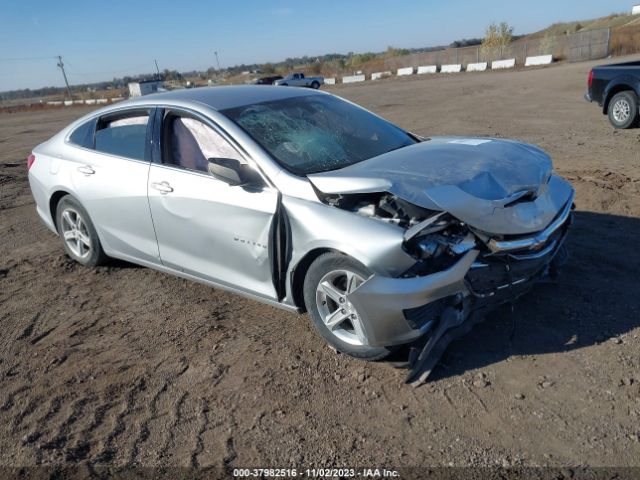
[{"xmin": 94, "ymin": 113, "xmax": 149, "ymax": 161}]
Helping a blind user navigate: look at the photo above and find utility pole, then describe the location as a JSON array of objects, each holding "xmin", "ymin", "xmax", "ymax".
[
  {"xmin": 56, "ymin": 55, "xmax": 73, "ymax": 99},
  {"xmin": 214, "ymin": 51, "xmax": 221, "ymax": 73},
  {"xmin": 154, "ymin": 59, "xmax": 161, "ymax": 79}
]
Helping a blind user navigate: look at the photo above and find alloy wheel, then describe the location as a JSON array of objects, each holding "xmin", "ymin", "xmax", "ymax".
[
  {"xmin": 60, "ymin": 207, "xmax": 92, "ymax": 260},
  {"xmin": 612, "ymin": 99, "xmax": 631, "ymax": 124},
  {"xmin": 315, "ymin": 269, "xmax": 367, "ymax": 346}
]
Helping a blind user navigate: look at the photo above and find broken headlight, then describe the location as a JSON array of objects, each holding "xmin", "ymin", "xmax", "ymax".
[{"xmin": 402, "ymin": 216, "xmax": 477, "ymax": 277}]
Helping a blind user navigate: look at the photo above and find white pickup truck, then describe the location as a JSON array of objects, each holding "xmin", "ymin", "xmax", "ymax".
[{"xmin": 274, "ymin": 72, "xmax": 324, "ymax": 89}]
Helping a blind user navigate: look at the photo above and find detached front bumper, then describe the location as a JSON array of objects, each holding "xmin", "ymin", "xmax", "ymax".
[
  {"xmin": 345, "ymin": 249, "xmax": 478, "ymax": 347},
  {"xmin": 346, "ymin": 191, "xmax": 573, "ymax": 386}
]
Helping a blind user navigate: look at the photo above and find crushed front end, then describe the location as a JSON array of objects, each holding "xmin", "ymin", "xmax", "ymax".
[{"xmin": 336, "ymin": 189, "xmax": 574, "ymax": 386}]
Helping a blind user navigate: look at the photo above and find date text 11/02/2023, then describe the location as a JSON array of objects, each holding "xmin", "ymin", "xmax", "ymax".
[{"xmin": 232, "ymin": 468, "xmax": 400, "ymax": 477}]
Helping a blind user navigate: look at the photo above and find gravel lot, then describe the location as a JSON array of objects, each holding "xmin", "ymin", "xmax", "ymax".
[{"xmin": 1, "ymin": 57, "xmax": 640, "ymax": 475}]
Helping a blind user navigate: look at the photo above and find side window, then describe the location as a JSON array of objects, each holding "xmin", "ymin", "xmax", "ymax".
[
  {"xmin": 68, "ymin": 119, "xmax": 95, "ymax": 148},
  {"xmin": 94, "ymin": 112, "xmax": 149, "ymax": 161},
  {"xmin": 164, "ymin": 115, "xmax": 243, "ymax": 173}
]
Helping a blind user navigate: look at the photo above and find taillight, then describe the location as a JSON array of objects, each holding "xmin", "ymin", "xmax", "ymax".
[
  {"xmin": 27, "ymin": 153, "xmax": 36, "ymax": 170},
  {"xmin": 587, "ymin": 70, "xmax": 594, "ymax": 88}
]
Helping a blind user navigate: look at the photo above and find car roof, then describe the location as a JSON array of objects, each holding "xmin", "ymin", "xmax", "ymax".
[{"xmin": 125, "ymin": 85, "xmax": 323, "ymax": 111}]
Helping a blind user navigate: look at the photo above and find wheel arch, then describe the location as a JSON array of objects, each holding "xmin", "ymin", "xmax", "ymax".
[
  {"xmin": 603, "ymin": 79, "xmax": 640, "ymax": 114},
  {"xmin": 49, "ymin": 189, "xmax": 74, "ymax": 230},
  {"xmin": 290, "ymin": 247, "xmax": 347, "ymax": 313}
]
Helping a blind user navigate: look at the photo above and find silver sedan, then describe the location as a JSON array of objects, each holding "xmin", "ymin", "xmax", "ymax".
[{"xmin": 27, "ymin": 86, "xmax": 574, "ymax": 384}]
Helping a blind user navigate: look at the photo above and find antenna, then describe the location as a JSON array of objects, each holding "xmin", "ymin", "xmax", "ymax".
[{"xmin": 56, "ymin": 55, "xmax": 73, "ymax": 100}]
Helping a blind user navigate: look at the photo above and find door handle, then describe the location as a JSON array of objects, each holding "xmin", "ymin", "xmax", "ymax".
[
  {"xmin": 151, "ymin": 181, "xmax": 174, "ymax": 194},
  {"xmin": 77, "ymin": 165, "xmax": 95, "ymax": 175}
]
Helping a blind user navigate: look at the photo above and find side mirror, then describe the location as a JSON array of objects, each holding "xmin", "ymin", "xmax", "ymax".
[{"xmin": 208, "ymin": 158, "xmax": 247, "ymax": 186}]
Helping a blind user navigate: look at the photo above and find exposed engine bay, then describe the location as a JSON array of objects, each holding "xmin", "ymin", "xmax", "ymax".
[{"xmin": 318, "ymin": 191, "xmax": 477, "ymax": 269}]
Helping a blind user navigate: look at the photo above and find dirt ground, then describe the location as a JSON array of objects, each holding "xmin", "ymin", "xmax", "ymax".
[{"xmin": 1, "ymin": 56, "xmax": 640, "ymax": 476}]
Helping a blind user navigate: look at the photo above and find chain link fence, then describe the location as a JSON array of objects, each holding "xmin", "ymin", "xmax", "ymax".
[{"xmin": 382, "ymin": 27, "xmax": 611, "ymax": 72}]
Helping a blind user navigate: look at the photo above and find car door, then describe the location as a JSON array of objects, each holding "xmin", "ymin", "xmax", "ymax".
[
  {"xmin": 67, "ymin": 108, "xmax": 160, "ymax": 264},
  {"xmin": 147, "ymin": 108, "xmax": 279, "ymax": 299}
]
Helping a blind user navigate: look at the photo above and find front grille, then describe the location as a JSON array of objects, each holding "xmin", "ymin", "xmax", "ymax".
[
  {"xmin": 466, "ymin": 252, "xmax": 550, "ymax": 295},
  {"xmin": 468, "ymin": 208, "xmax": 571, "ymax": 297}
]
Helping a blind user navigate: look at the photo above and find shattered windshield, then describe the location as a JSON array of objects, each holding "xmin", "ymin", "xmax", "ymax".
[{"xmin": 221, "ymin": 95, "xmax": 416, "ymax": 175}]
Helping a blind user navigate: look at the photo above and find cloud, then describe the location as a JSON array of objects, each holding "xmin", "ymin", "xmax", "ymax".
[{"xmin": 272, "ymin": 7, "xmax": 292, "ymax": 16}]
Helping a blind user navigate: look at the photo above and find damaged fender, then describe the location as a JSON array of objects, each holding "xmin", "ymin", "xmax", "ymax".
[{"xmin": 345, "ymin": 250, "xmax": 478, "ymax": 347}]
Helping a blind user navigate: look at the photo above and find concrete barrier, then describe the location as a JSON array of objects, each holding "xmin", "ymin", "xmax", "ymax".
[
  {"xmin": 441, "ymin": 64, "xmax": 462, "ymax": 73},
  {"xmin": 85, "ymin": 99, "xmax": 97, "ymax": 105},
  {"xmin": 96, "ymin": 99, "xmax": 108, "ymax": 104},
  {"xmin": 417, "ymin": 65, "xmax": 437, "ymax": 74},
  {"xmin": 73, "ymin": 100, "xmax": 84, "ymax": 104},
  {"xmin": 46, "ymin": 101, "xmax": 63, "ymax": 106},
  {"xmin": 110, "ymin": 97, "xmax": 124, "ymax": 102},
  {"xmin": 492, "ymin": 58, "xmax": 516, "ymax": 70},
  {"xmin": 466, "ymin": 62, "xmax": 488, "ymax": 72},
  {"xmin": 397, "ymin": 67, "xmax": 413, "ymax": 76},
  {"xmin": 342, "ymin": 74, "xmax": 365, "ymax": 84},
  {"xmin": 64, "ymin": 100, "xmax": 73, "ymax": 106},
  {"xmin": 525, "ymin": 54, "xmax": 553, "ymax": 67},
  {"xmin": 371, "ymin": 71, "xmax": 392, "ymax": 80},
  {"xmin": 324, "ymin": 77, "xmax": 336, "ymax": 85}
]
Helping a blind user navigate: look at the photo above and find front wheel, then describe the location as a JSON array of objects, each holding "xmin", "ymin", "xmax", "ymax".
[
  {"xmin": 608, "ymin": 91, "xmax": 639, "ymax": 129},
  {"xmin": 311, "ymin": 81, "xmax": 320, "ymax": 89},
  {"xmin": 56, "ymin": 195, "xmax": 107, "ymax": 267},
  {"xmin": 303, "ymin": 252, "xmax": 394, "ymax": 361}
]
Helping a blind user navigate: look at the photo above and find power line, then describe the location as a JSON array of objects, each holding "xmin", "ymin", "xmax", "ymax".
[
  {"xmin": 63, "ymin": 61, "xmax": 157, "ymax": 77},
  {"xmin": 0, "ymin": 56, "xmax": 57, "ymax": 62}
]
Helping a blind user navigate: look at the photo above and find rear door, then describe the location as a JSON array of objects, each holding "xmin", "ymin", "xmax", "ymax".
[
  {"xmin": 147, "ymin": 108, "xmax": 279, "ymax": 299},
  {"xmin": 67, "ymin": 108, "xmax": 160, "ymax": 264}
]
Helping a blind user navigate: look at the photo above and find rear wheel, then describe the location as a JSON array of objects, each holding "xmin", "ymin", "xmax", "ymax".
[
  {"xmin": 311, "ymin": 81, "xmax": 320, "ymax": 89},
  {"xmin": 303, "ymin": 252, "xmax": 394, "ymax": 361},
  {"xmin": 56, "ymin": 195, "xmax": 107, "ymax": 267},
  {"xmin": 608, "ymin": 91, "xmax": 639, "ymax": 129}
]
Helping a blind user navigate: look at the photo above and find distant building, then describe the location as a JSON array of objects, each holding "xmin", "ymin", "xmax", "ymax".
[
  {"xmin": 128, "ymin": 80, "xmax": 163, "ymax": 97},
  {"xmin": 633, "ymin": 4, "xmax": 640, "ymax": 14}
]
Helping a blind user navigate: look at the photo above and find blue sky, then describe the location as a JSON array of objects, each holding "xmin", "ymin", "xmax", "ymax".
[{"xmin": 0, "ymin": 0, "xmax": 634, "ymax": 91}]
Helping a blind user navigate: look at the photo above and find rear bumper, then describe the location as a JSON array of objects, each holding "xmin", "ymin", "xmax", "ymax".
[
  {"xmin": 584, "ymin": 92, "xmax": 593, "ymax": 103},
  {"xmin": 28, "ymin": 172, "xmax": 57, "ymax": 234}
]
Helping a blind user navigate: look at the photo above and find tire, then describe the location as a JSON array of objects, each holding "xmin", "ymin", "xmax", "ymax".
[
  {"xmin": 303, "ymin": 252, "xmax": 394, "ymax": 361},
  {"xmin": 55, "ymin": 195, "xmax": 107, "ymax": 267},
  {"xmin": 607, "ymin": 91, "xmax": 639, "ymax": 129},
  {"xmin": 311, "ymin": 81, "xmax": 320, "ymax": 89}
]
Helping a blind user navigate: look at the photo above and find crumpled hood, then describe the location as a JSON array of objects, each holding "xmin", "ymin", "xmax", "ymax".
[{"xmin": 308, "ymin": 137, "xmax": 574, "ymax": 235}]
